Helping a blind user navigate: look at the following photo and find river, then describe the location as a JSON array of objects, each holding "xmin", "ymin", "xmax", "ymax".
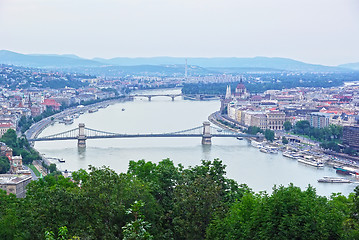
[{"xmin": 34, "ymin": 89, "xmax": 357, "ymax": 196}]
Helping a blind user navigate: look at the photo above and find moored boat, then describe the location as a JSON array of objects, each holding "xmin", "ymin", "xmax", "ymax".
[
  {"xmin": 297, "ymin": 156, "xmax": 324, "ymax": 167},
  {"xmin": 318, "ymin": 176, "xmax": 351, "ymax": 183},
  {"xmin": 63, "ymin": 116, "xmax": 73, "ymax": 125}
]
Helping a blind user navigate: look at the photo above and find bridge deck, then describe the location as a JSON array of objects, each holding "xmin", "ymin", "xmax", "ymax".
[{"xmin": 29, "ymin": 133, "xmax": 256, "ymax": 142}]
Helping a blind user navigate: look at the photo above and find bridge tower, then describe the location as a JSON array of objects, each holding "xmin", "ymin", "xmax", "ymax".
[
  {"xmin": 78, "ymin": 123, "xmax": 87, "ymax": 147},
  {"xmin": 202, "ymin": 121, "xmax": 212, "ymax": 145}
]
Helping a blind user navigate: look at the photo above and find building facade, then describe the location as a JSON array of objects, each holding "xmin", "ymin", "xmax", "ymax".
[
  {"xmin": 0, "ymin": 174, "xmax": 32, "ymax": 198},
  {"xmin": 343, "ymin": 126, "xmax": 359, "ymax": 149}
]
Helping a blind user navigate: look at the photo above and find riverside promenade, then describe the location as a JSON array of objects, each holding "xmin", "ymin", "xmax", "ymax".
[{"xmin": 25, "ymin": 97, "xmax": 129, "ymax": 141}]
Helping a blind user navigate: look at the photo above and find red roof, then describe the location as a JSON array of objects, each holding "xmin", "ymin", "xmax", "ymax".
[
  {"xmin": 0, "ymin": 123, "xmax": 14, "ymax": 128},
  {"xmin": 42, "ymin": 99, "xmax": 61, "ymax": 107}
]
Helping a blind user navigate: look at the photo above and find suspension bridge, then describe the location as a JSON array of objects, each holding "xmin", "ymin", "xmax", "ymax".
[
  {"xmin": 130, "ymin": 94, "xmax": 182, "ymax": 101},
  {"xmin": 27, "ymin": 122, "xmax": 261, "ymax": 147}
]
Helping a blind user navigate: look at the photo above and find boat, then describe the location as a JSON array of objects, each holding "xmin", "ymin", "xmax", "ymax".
[
  {"xmin": 251, "ymin": 140, "xmax": 262, "ymax": 148},
  {"xmin": 297, "ymin": 155, "xmax": 324, "ymax": 167},
  {"xmin": 236, "ymin": 137, "xmax": 243, "ymax": 140},
  {"xmin": 58, "ymin": 158, "xmax": 65, "ymax": 163},
  {"xmin": 336, "ymin": 168, "xmax": 351, "ymax": 175},
  {"xmin": 63, "ymin": 116, "xmax": 74, "ymax": 125},
  {"xmin": 217, "ymin": 129, "xmax": 223, "ymax": 132},
  {"xmin": 88, "ymin": 108, "xmax": 98, "ymax": 113},
  {"xmin": 260, "ymin": 148, "xmax": 268, "ymax": 153},
  {"xmin": 318, "ymin": 176, "xmax": 351, "ymax": 183},
  {"xmin": 282, "ymin": 151, "xmax": 296, "ymax": 159},
  {"xmin": 267, "ymin": 147, "xmax": 278, "ymax": 154}
]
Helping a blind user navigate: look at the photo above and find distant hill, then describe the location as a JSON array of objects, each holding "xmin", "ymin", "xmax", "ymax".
[
  {"xmin": 338, "ymin": 62, "xmax": 359, "ymax": 71},
  {"xmin": 0, "ymin": 50, "xmax": 352, "ymax": 72},
  {"xmin": 0, "ymin": 50, "xmax": 102, "ymax": 68},
  {"xmin": 94, "ymin": 56, "xmax": 346, "ymax": 72}
]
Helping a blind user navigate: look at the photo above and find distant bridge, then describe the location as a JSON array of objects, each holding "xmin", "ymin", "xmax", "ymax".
[
  {"xmin": 28, "ymin": 122, "xmax": 261, "ymax": 147},
  {"xmin": 130, "ymin": 94, "xmax": 182, "ymax": 101}
]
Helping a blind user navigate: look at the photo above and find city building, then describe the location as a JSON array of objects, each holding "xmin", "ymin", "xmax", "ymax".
[
  {"xmin": 266, "ymin": 111, "xmax": 286, "ymax": 130},
  {"xmin": 0, "ymin": 174, "xmax": 32, "ymax": 198},
  {"xmin": 0, "ymin": 123, "xmax": 15, "ymax": 137},
  {"xmin": 307, "ymin": 112, "xmax": 331, "ymax": 128},
  {"xmin": 343, "ymin": 126, "xmax": 359, "ymax": 149},
  {"xmin": 10, "ymin": 155, "xmax": 23, "ymax": 174}
]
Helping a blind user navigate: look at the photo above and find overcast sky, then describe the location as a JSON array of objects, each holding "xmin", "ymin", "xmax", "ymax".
[{"xmin": 0, "ymin": 0, "xmax": 358, "ymax": 65}]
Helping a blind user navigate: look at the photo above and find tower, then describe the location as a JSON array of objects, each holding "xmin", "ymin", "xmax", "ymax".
[{"xmin": 225, "ymin": 85, "xmax": 232, "ymax": 99}]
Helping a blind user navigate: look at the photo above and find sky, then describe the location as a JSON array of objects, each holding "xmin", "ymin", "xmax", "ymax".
[{"xmin": 0, "ymin": 0, "xmax": 358, "ymax": 65}]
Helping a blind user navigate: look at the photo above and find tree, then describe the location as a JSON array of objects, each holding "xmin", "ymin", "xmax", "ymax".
[
  {"xmin": 122, "ymin": 201, "xmax": 153, "ymax": 240},
  {"xmin": 207, "ymin": 184, "xmax": 347, "ymax": 240},
  {"xmin": 264, "ymin": 129, "xmax": 275, "ymax": 142},
  {"xmin": 283, "ymin": 121, "xmax": 292, "ymax": 131},
  {"xmin": 0, "ymin": 156, "xmax": 10, "ymax": 174},
  {"xmin": 282, "ymin": 136, "xmax": 289, "ymax": 144},
  {"xmin": 49, "ymin": 163, "xmax": 57, "ymax": 173}
]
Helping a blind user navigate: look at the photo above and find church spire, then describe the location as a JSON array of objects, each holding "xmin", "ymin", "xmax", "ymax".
[{"xmin": 225, "ymin": 85, "xmax": 232, "ymax": 99}]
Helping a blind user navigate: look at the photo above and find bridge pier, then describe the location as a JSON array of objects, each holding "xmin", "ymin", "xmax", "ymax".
[
  {"xmin": 148, "ymin": 96, "xmax": 152, "ymax": 101},
  {"xmin": 202, "ymin": 121, "xmax": 212, "ymax": 145},
  {"xmin": 78, "ymin": 123, "xmax": 87, "ymax": 147},
  {"xmin": 171, "ymin": 96, "xmax": 175, "ymax": 101}
]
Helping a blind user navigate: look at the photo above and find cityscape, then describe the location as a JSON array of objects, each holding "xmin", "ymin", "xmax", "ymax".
[{"xmin": 1, "ymin": 0, "xmax": 359, "ymax": 239}]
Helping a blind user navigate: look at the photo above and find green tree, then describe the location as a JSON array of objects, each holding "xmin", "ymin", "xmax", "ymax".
[
  {"xmin": 49, "ymin": 163, "xmax": 57, "ymax": 173},
  {"xmin": 283, "ymin": 120, "xmax": 292, "ymax": 131},
  {"xmin": 282, "ymin": 136, "xmax": 289, "ymax": 145},
  {"xmin": 264, "ymin": 129, "xmax": 275, "ymax": 142},
  {"xmin": 122, "ymin": 201, "xmax": 153, "ymax": 240},
  {"xmin": 0, "ymin": 156, "xmax": 10, "ymax": 173}
]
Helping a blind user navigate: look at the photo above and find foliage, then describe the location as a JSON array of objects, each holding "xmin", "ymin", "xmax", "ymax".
[
  {"xmin": 264, "ymin": 129, "xmax": 275, "ymax": 142},
  {"xmin": 1, "ymin": 160, "xmax": 359, "ymax": 239},
  {"xmin": 122, "ymin": 201, "xmax": 153, "ymax": 240},
  {"xmin": 207, "ymin": 184, "xmax": 347, "ymax": 240},
  {"xmin": 283, "ymin": 120, "xmax": 292, "ymax": 131},
  {"xmin": 0, "ymin": 129, "xmax": 41, "ymax": 164},
  {"xmin": 49, "ymin": 163, "xmax": 57, "ymax": 173},
  {"xmin": 246, "ymin": 126, "xmax": 263, "ymax": 135},
  {"xmin": 293, "ymin": 121, "xmax": 343, "ymax": 142},
  {"xmin": 0, "ymin": 156, "xmax": 10, "ymax": 174},
  {"xmin": 282, "ymin": 136, "xmax": 289, "ymax": 144}
]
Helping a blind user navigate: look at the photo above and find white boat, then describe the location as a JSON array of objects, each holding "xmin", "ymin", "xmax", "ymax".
[
  {"xmin": 282, "ymin": 151, "xmax": 296, "ymax": 159},
  {"xmin": 297, "ymin": 155, "xmax": 324, "ymax": 167},
  {"xmin": 236, "ymin": 137, "xmax": 243, "ymax": 140},
  {"xmin": 251, "ymin": 140, "xmax": 262, "ymax": 148},
  {"xmin": 63, "ymin": 116, "xmax": 73, "ymax": 125},
  {"xmin": 318, "ymin": 176, "xmax": 351, "ymax": 183},
  {"xmin": 260, "ymin": 148, "xmax": 268, "ymax": 153},
  {"xmin": 88, "ymin": 108, "xmax": 98, "ymax": 113}
]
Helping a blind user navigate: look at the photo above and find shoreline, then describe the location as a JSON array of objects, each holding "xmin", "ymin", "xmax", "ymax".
[{"xmin": 25, "ymin": 97, "xmax": 131, "ymax": 141}]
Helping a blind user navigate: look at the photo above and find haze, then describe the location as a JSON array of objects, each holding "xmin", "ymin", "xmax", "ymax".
[{"xmin": 0, "ymin": 0, "xmax": 358, "ymax": 65}]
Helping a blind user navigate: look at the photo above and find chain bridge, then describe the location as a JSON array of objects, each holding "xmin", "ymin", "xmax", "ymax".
[{"xmin": 28, "ymin": 122, "xmax": 260, "ymax": 147}]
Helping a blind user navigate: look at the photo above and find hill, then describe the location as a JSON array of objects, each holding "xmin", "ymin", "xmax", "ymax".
[
  {"xmin": 338, "ymin": 62, "xmax": 359, "ymax": 71},
  {"xmin": 0, "ymin": 50, "xmax": 352, "ymax": 72},
  {"xmin": 0, "ymin": 50, "xmax": 103, "ymax": 68}
]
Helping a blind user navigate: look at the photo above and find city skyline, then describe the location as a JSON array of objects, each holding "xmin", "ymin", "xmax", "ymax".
[{"xmin": 0, "ymin": 0, "xmax": 359, "ymax": 66}]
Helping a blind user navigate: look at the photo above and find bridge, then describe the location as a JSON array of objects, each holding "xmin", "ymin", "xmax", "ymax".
[
  {"xmin": 130, "ymin": 94, "xmax": 182, "ymax": 101},
  {"xmin": 28, "ymin": 122, "xmax": 261, "ymax": 147}
]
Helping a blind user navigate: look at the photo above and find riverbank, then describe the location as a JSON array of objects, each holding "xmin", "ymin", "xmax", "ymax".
[
  {"xmin": 25, "ymin": 96, "xmax": 131, "ymax": 141},
  {"xmin": 209, "ymin": 111, "xmax": 359, "ymax": 174}
]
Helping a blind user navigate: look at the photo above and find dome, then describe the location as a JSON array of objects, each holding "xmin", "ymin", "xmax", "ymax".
[{"xmin": 236, "ymin": 83, "xmax": 246, "ymax": 90}]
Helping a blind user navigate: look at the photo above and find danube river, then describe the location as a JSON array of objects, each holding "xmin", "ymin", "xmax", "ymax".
[{"xmin": 35, "ymin": 89, "xmax": 357, "ymax": 196}]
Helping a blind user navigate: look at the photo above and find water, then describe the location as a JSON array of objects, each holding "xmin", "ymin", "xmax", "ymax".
[{"xmin": 35, "ymin": 89, "xmax": 358, "ymax": 196}]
